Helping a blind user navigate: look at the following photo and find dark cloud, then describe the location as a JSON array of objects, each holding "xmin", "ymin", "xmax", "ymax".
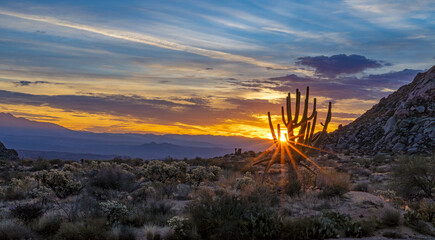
[
  {"xmin": 14, "ymin": 81, "xmax": 53, "ymax": 87},
  {"xmin": 233, "ymin": 69, "xmax": 422, "ymax": 101},
  {"xmin": 296, "ymin": 54, "xmax": 389, "ymax": 78},
  {"xmin": 0, "ymin": 91, "xmax": 279, "ymax": 126}
]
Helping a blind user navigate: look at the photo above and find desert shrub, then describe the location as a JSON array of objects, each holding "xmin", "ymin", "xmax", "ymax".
[
  {"xmin": 140, "ymin": 224, "xmax": 171, "ymax": 240},
  {"xmin": 0, "ymin": 220, "xmax": 33, "ymax": 240},
  {"xmin": 33, "ymin": 158, "xmax": 52, "ymax": 171},
  {"xmin": 353, "ymin": 182, "xmax": 369, "ymax": 192},
  {"xmin": 382, "ymin": 231, "xmax": 406, "ymax": 239},
  {"xmin": 373, "ymin": 153, "xmax": 389, "ymax": 166},
  {"xmin": 40, "ymin": 170, "xmax": 83, "ymax": 198},
  {"xmin": 124, "ymin": 200, "xmax": 174, "ymax": 226},
  {"xmin": 91, "ymin": 166, "xmax": 136, "ymax": 191},
  {"xmin": 100, "ymin": 201, "xmax": 129, "ymax": 225},
  {"xmin": 32, "ymin": 213, "xmax": 62, "ymax": 237},
  {"xmin": 11, "ymin": 203, "xmax": 44, "ymax": 224},
  {"xmin": 299, "ymin": 168, "xmax": 316, "ymax": 191},
  {"xmin": 108, "ymin": 226, "xmax": 137, "ymax": 240},
  {"xmin": 2, "ymin": 177, "xmax": 35, "ymax": 201},
  {"xmin": 281, "ymin": 212, "xmax": 349, "ymax": 240},
  {"xmin": 188, "ymin": 166, "xmax": 221, "ymax": 186},
  {"xmin": 167, "ymin": 216, "xmax": 192, "ymax": 240},
  {"xmin": 143, "ymin": 161, "xmax": 187, "ymax": 183},
  {"xmin": 54, "ymin": 219, "xmax": 108, "ymax": 240},
  {"xmin": 317, "ymin": 170, "xmax": 350, "ymax": 198},
  {"xmin": 186, "ymin": 190, "xmax": 281, "ymax": 240},
  {"xmin": 381, "ymin": 208, "xmax": 401, "ymax": 227},
  {"xmin": 405, "ymin": 209, "xmax": 434, "ymax": 236},
  {"xmin": 62, "ymin": 162, "xmax": 82, "ymax": 173},
  {"xmin": 345, "ymin": 218, "xmax": 378, "ymax": 238},
  {"xmin": 392, "ymin": 155, "xmax": 434, "ymax": 199},
  {"xmin": 131, "ymin": 184, "xmax": 159, "ymax": 201},
  {"xmin": 284, "ymin": 180, "xmax": 302, "ymax": 197},
  {"xmin": 173, "ymin": 184, "xmax": 192, "ymax": 200},
  {"xmin": 235, "ymin": 174, "xmax": 255, "ymax": 190},
  {"xmin": 412, "ymin": 220, "xmax": 434, "ymax": 236},
  {"xmin": 417, "ymin": 198, "xmax": 435, "ymax": 222}
]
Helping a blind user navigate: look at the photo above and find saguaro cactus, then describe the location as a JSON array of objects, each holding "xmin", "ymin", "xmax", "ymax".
[{"xmin": 254, "ymin": 87, "xmax": 332, "ymax": 181}]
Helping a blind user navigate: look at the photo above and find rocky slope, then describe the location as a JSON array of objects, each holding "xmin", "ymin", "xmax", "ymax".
[
  {"xmin": 323, "ymin": 65, "xmax": 435, "ymax": 155},
  {"xmin": 0, "ymin": 142, "xmax": 18, "ymax": 160}
]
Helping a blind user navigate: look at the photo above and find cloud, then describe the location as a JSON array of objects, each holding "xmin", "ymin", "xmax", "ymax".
[
  {"xmin": 296, "ymin": 54, "xmax": 389, "ymax": 78},
  {"xmin": 14, "ymin": 80, "xmax": 53, "ymax": 86},
  {"xmin": 0, "ymin": 90, "xmax": 279, "ymax": 126},
  {"xmin": 0, "ymin": 9, "xmax": 302, "ymax": 71},
  {"xmin": 233, "ymin": 68, "xmax": 422, "ymax": 100}
]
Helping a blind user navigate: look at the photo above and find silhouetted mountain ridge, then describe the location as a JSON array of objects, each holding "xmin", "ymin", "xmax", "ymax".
[
  {"xmin": 323, "ymin": 66, "xmax": 435, "ymax": 155},
  {"xmin": 0, "ymin": 113, "xmax": 270, "ymax": 159}
]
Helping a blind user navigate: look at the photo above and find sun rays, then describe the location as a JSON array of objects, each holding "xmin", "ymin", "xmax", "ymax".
[{"xmin": 249, "ymin": 87, "xmax": 333, "ymax": 183}]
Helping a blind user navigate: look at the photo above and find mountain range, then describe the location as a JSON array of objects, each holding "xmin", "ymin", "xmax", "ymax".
[{"xmin": 0, "ymin": 113, "xmax": 270, "ymax": 160}]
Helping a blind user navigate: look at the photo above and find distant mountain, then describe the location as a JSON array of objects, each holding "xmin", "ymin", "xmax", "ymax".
[
  {"xmin": 0, "ymin": 113, "xmax": 270, "ymax": 160},
  {"xmin": 0, "ymin": 141, "xmax": 18, "ymax": 161},
  {"xmin": 323, "ymin": 66, "xmax": 435, "ymax": 155},
  {"xmin": 17, "ymin": 150, "xmax": 117, "ymax": 161}
]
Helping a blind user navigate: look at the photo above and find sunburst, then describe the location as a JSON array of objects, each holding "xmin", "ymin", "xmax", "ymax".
[{"xmin": 251, "ymin": 87, "xmax": 332, "ymax": 182}]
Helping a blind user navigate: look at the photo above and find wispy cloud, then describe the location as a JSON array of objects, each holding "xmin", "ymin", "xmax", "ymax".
[
  {"xmin": 345, "ymin": 0, "xmax": 435, "ymax": 29},
  {"xmin": 0, "ymin": 9, "xmax": 302, "ymax": 71}
]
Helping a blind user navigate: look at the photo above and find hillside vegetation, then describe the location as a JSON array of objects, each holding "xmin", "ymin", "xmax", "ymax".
[{"xmin": 0, "ymin": 151, "xmax": 433, "ymax": 239}]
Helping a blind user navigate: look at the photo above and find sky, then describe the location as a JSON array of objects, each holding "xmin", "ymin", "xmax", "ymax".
[{"xmin": 0, "ymin": 0, "xmax": 434, "ymax": 139}]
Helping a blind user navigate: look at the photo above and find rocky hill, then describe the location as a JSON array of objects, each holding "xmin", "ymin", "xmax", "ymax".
[
  {"xmin": 0, "ymin": 141, "xmax": 18, "ymax": 160},
  {"xmin": 323, "ymin": 65, "xmax": 435, "ymax": 155}
]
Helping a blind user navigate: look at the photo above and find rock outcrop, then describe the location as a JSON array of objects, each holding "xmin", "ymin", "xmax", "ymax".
[
  {"xmin": 323, "ymin": 65, "xmax": 435, "ymax": 155},
  {"xmin": 0, "ymin": 141, "xmax": 19, "ymax": 160}
]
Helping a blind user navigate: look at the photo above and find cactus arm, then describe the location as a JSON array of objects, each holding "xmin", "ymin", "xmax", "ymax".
[
  {"xmin": 308, "ymin": 98, "xmax": 317, "ymax": 120},
  {"xmin": 294, "ymin": 89, "xmax": 300, "ymax": 124},
  {"xmin": 268, "ymin": 112, "xmax": 278, "ymax": 143},
  {"xmin": 301, "ymin": 86, "xmax": 309, "ymax": 122},
  {"xmin": 308, "ymin": 111, "xmax": 317, "ymax": 143},
  {"xmin": 287, "ymin": 93, "xmax": 292, "ymax": 124},
  {"xmin": 281, "ymin": 106, "xmax": 287, "ymax": 126},
  {"xmin": 322, "ymin": 102, "xmax": 332, "ymax": 132},
  {"xmin": 277, "ymin": 124, "xmax": 281, "ymax": 142}
]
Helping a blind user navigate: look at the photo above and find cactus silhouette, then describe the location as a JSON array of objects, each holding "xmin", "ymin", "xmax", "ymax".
[{"xmin": 253, "ymin": 87, "xmax": 332, "ymax": 182}]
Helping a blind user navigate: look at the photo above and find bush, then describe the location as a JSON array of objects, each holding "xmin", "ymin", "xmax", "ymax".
[
  {"xmin": 345, "ymin": 219, "xmax": 378, "ymax": 238},
  {"xmin": 40, "ymin": 170, "xmax": 83, "ymax": 199},
  {"xmin": 186, "ymin": 190, "xmax": 281, "ymax": 240},
  {"xmin": 281, "ymin": 213, "xmax": 344, "ymax": 240},
  {"xmin": 108, "ymin": 226, "xmax": 137, "ymax": 240},
  {"xmin": 11, "ymin": 203, "xmax": 44, "ymax": 224},
  {"xmin": 100, "ymin": 201, "xmax": 128, "ymax": 225},
  {"xmin": 32, "ymin": 213, "xmax": 62, "ymax": 237},
  {"xmin": 317, "ymin": 170, "xmax": 350, "ymax": 198},
  {"xmin": 353, "ymin": 182, "xmax": 369, "ymax": 192},
  {"xmin": 381, "ymin": 208, "xmax": 401, "ymax": 227},
  {"xmin": 392, "ymin": 155, "xmax": 434, "ymax": 199},
  {"xmin": 417, "ymin": 198, "xmax": 435, "ymax": 222},
  {"xmin": 123, "ymin": 200, "xmax": 174, "ymax": 226},
  {"xmin": 188, "ymin": 166, "xmax": 221, "ymax": 186},
  {"xmin": 167, "ymin": 216, "xmax": 191, "ymax": 240},
  {"xmin": 284, "ymin": 180, "xmax": 302, "ymax": 197},
  {"xmin": 235, "ymin": 174, "xmax": 255, "ymax": 190},
  {"xmin": 0, "ymin": 220, "xmax": 33, "ymax": 240},
  {"xmin": 143, "ymin": 161, "xmax": 187, "ymax": 183},
  {"xmin": 54, "ymin": 219, "xmax": 108, "ymax": 240},
  {"xmin": 91, "ymin": 166, "xmax": 136, "ymax": 191}
]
